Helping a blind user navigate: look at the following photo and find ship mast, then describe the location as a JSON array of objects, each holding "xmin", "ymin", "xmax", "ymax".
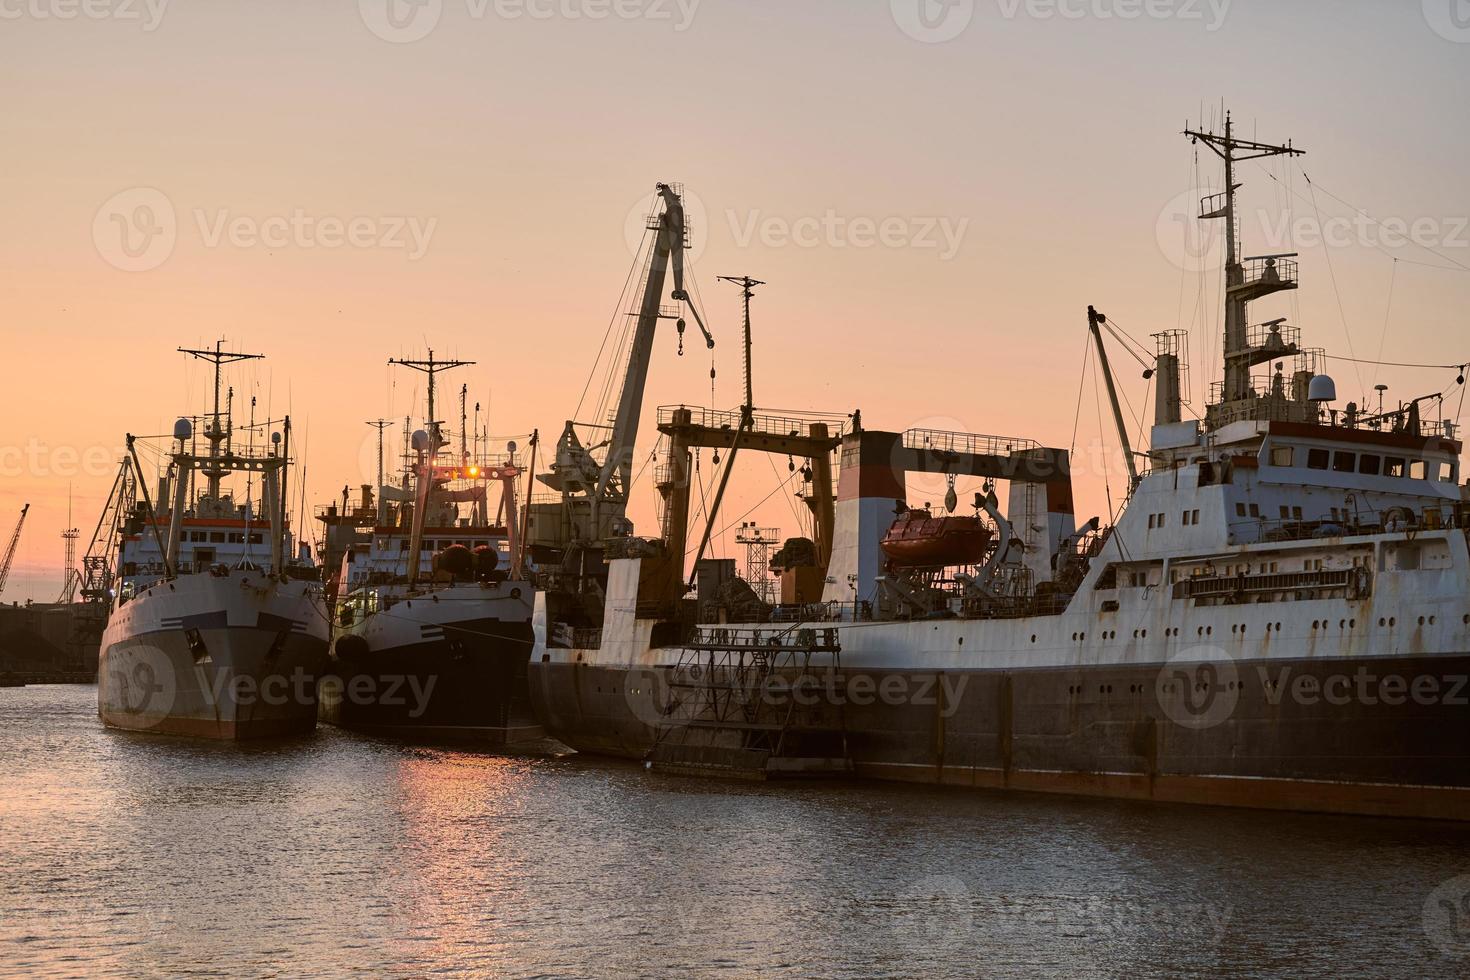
[
  {"xmin": 389, "ymin": 350, "xmax": 474, "ymax": 582},
  {"xmin": 1182, "ymin": 113, "xmax": 1306, "ymax": 423},
  {"xmin": 178, "ymin": 341, "xmax": 263, "ymax": 509}
]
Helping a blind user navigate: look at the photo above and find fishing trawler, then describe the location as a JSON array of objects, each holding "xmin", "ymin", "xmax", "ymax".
[
  {"xmin": 527, "ymin": 124, "xmax": 1470, "ymax": 820},
  {"xmin": 318, "ymin": 353, "xmax": 537, "ymax": 742},
  {"xmin": 98, "ymin": 344, "xmax": 330, "ymax": 739}
]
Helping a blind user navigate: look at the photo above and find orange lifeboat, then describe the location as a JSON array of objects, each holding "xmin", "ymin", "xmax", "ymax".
[{"xmin": 880, "ymin": 508, "xmax": 991, "ymax": 568}]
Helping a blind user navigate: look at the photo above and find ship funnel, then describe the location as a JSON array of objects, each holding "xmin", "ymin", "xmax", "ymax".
[
  {"xmin": 173, "ymin": 418, "xmax": 193, "ymax": 442},
  {"xmin": 1308, "ymin": 374, "xmax": 1337, "ymax": 403}
]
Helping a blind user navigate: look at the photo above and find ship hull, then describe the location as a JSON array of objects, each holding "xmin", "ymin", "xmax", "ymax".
[
  {"xmin": 323, "ymin": 584, "xmax": 538, "ymax": 743},
  {"xmin": 528, "ymin": 652, "xmax": 1470, "ymax": 821},
  {"xmin": 98, "ymin": 575, "xmax": 330, "ymax": 740}
]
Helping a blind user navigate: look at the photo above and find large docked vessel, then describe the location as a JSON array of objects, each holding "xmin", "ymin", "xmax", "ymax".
[
  {"xmin": 527, "ymin": 123, "xmax": 1470, "ymax": 819},
  {"xmin": 98, "ymin": 344, "xmax": 330, "ymax": 739},
  {"xmin": 318, "ymin": 353, "xmax": 537, "ymax": 742}
]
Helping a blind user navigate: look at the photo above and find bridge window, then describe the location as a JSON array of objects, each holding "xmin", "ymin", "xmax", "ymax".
[
  {"xmin": 1358, "ymin": 454, "xmax": 1381, "ymax": 476},
  {"xmin": 1385, "ymin": 456, "xmax": 1406, "ymax": 478},
  {"xmin": 1270, "ymin": 446, "xmax": 1294, "ymax": 466},
  {"xmin": 1410, "ymin": 460, "xmax": 1427, "ymax": 480},
  {"xmin": 1333, "ymin": 451, "xmax": 1356, "ymax": 473},
  {"xmin": 1307, "ymin": 449, "xmax": 1330, "ymax": 470}
]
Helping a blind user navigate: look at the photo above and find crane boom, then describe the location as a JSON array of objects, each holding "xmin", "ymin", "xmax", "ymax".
[{"xmin": 0, "ymin": 503, "xmax": 31, "ymax": 598}]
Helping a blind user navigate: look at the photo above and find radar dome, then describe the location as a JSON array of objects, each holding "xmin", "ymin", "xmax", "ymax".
[
  {"xmin": 1308, "ymin": 374, "xmax": 1337, "ymax": 403},
  {"xmin": 411, "ymin": 429, "xmax": 431, "ymax": 452},
  {"xmin": 173, "ymin": 418, "xmax": 193, "ymax": 441}
]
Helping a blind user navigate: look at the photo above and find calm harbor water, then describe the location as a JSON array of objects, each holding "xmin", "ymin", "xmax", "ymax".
[{"xmin": 2, "ymin": 684, "xmax": 1468, "ymax": 978}]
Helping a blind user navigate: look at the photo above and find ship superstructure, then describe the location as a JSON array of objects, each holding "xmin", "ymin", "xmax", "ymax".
[
  {"xmin": 319, "ymin": 351, "xmax": 538, "ymax": 742},
  {"xmin": 526, "ymin": 122, "xmax": 1470, "ymax": 819},
  {"xmin": 98, "ymin": 343, "xmax": 330, "ymax": 739}
]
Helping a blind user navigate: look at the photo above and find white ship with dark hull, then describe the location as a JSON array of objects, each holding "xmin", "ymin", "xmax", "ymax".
[
  {"xmin": 526, "ymin": 125, "xmax": 1470, "ymax": 820},
  {"xmin": 98, "ymin": 344, "xmax": 330, "ymax": 740},
  {"xmin": 319, "ymin": 356, "xmax": 537, "ymax": 743}
]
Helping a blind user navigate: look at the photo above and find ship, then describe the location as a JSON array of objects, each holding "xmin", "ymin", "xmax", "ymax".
[
  {"xmin": 316, "ymin": 353, "xmax": 538, "ymax": 743},
  {"xmin": 97, "ymin": 344, "xmax": 330, "ymax": 739},
  {"xmin": 524, "ymin": 124, "xmax": 1470, "ymax": 820}
]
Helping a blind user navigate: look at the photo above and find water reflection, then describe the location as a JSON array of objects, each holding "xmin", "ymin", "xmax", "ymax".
[{"xmin": 2, "ymin": 685, "xmax": 1468, "ymax": 978}]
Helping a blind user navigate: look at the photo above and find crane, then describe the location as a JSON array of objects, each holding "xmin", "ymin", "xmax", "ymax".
[
  {"xmin": 542, "ymin": 182, "xmax": 714, "ymax": 546},
  {"xmin": 0, "ymin": 503, "xmax": 30, "ymax": 598}
]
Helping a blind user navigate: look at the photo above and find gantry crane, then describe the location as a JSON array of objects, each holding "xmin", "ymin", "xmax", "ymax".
[{"xmin": 0, "ymin": 504, "xmax": 31, "ymax": 598}]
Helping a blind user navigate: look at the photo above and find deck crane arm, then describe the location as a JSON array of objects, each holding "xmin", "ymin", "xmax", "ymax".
[
  {"xmin": 589, "ymin": 183, "xmax": 713, "ymax": 529},
  {"xmin": 0, "ymin": 504, "xmax": 30, "ymax": 598},
  {"xmin": 667, "ymin": 199, "xmax": 714, "ymax": 351}
]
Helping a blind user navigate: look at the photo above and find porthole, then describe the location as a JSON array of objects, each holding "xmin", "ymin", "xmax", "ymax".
[
  {"xmin": 1430, "ymin": 616, "xmax": 1437, "ymax": 626},
  {"xmin": 1379, "ymin": 618, "xmax": 1386, "ymax": 627},
  {"xmin": 1031, "ymin": 634, "xmax": 1037, "ymax": 643},
  {"xmin": 1349, "ymin": 619, "xmax": 1356, "ymax": 629},
  {"xmin": 1418, "ymin": 616, "xmax": 1425, "ymax": 626},
  {"xmin": 1207, "ymin": 626, "xmax": 1213, "ymax": 636},
  {"xmin": 958, "ymin": 636, "xmax": 964, "ymax": 646}
]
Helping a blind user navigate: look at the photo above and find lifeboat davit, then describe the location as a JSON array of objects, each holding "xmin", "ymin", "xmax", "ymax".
[{"xmin": 880, "ymin": 509, "xmax": 991, "ymax": 568}]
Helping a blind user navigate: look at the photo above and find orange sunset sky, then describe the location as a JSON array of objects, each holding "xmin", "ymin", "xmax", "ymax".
[{"xmin": 2, "ymin": 0, "xmax": 1468, "ymax": 602}]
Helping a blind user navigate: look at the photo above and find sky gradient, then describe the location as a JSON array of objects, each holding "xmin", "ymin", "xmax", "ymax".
[{"xmin": 3, "ymin": 0, "xmax": 1468, "ymax": 601}]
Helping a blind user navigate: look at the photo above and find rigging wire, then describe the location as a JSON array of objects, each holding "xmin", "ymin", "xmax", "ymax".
[
  {"xmin": 1304, "ymin": 178, "xmax": 1368, "ymax": 402},
  {"xmin": 1069, "ymin": 333, "xmax": 1092, "ymax": 455},
  {"xmin": 1370, "ymin": 258, "xmax": 1398, "ymax": 393}
]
